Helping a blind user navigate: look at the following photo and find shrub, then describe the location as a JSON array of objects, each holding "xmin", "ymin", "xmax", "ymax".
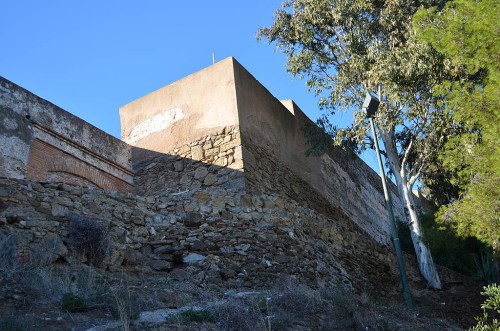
[
  {"xmin": 273, "ymin": 282, "xmax": 322, "ymax": 316},
  {"xmin": 469, "ymin": 284, "xmax": 500, "ymax": 331},
  {"xmin": 61, "ymin": 292, "xmax": 88, "ymax": 312},
  {"xmin": 397, "ymin": 212, "xmax": 492, "ymax": 279},
  {"xmin": 68, "ymin": 215, "xmax": 109, "ymax": 265},
  {"xmin": 109, "ymin": 275, "xmax": 142, "ymax": 331},
  {"xmin": 178, "ymin": 308, "xmax": 215, "ymax": 324},
  {"xmin": 212, "ymin": 302, "xmax": 263, "ymax": 331}
]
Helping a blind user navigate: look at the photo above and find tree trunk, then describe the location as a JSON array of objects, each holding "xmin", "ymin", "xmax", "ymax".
[
  {"xmin": 399, "ymin": 177, "xmax": 442, "ymax": 289},
  {"xmin": 379, "ymin": 129, "xmax": 442, "ymax": 289}
]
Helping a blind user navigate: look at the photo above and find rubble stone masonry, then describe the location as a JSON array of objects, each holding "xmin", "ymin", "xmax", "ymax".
[
  {"xmin": 133, "ymin": 126, "xmax": 245, "ymax": 196},
  {"xmin": 0, "ymin": 177, "xmax": 423, "ymax": 295}
]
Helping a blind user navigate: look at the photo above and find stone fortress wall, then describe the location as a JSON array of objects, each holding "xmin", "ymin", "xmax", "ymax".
[
  {"xmin": 0, "ymin": 77, "xmax": 134, "ymax": 192},
  {"xmin": 0, "ymin": 57, "xmax": 412, "ymax": 245},
  {"xmin": 121, "ymin": 57, "xmax": 408, "ymax": 245},
  {"xmin": 0, "ymin": 57, "xmax": 432, "ymax": 291},
  {"xmin": 0, "ymin": 175, "xmax": 426, "ymax": 294}
]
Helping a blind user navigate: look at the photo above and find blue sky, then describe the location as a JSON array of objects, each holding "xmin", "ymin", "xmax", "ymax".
[{"xmin": 1, "ymin": 1, "xmax": 378, "ymax": 169}]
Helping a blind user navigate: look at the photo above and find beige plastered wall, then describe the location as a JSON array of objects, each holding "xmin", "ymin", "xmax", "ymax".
[
  {"xmin": 232, "ymin": 59, "xmax": 407, "ymax": 244},
  {"xmin": 119, "ymin": 57, "xmax": 240, "ymax": 160},
  {"xmin": 119, "ymin": 57, "xmax": 408, "ymax": 244}
]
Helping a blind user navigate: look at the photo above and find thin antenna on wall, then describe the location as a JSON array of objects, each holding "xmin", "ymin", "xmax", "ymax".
[{"xmin": 212, "ymin": 53, "xmax": 215, "ymax": 65}]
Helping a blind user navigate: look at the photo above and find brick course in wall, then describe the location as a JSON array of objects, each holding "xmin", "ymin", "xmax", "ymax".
[{"xmin": 27, "ymin": 139, "xmax": 133, "ymax": 192}]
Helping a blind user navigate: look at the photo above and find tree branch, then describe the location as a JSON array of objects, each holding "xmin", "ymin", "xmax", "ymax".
[{"xmin": 401, "ymin": 137, "xmax": 415, "ymax": 172}]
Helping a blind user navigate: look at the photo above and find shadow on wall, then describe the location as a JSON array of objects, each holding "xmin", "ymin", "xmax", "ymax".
[
  {"xmin": 129, "ymin": 125, "xmax": 382, "ymax": 245},
  {"xmin": 130, "ymin": 126, "xmax": 247, "ymax": 198}
]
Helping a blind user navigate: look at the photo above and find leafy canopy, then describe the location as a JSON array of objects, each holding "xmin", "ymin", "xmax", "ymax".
[
  {"xmin": 469, "ymin": 284, "xmax": 500, "ymax": 331},
  {"xmin": 414, "ymin": 0, "xmax": 500, "ymax": 256}
]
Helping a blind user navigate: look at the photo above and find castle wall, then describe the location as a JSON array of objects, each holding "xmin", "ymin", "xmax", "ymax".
[
  {"xmin": 119, "ymin": 57, "xmax": 410, "ymax": 244},
  {"xmin": 119, "ymin": 58, "xmax": 240, "ymax": 163},
  {"xmin": 0, "ymin": 60, "xmax": 437, "ymax": 294},
  {"xmin": 0, "ymin": 177, "xmax": 419, "ymax": 294},
  {"xmin": 133, "ymin": 126, "xmax": 245, "ymax": 196},
  {"xmin": 0, "ymin": 76, "xmax": 134, "ymax": 191},
  {"xmin": 0, "ymin": 61, "xmax": 425, "ymax": 245},
  {"xmin": 231, "ymin": 60, "xmax": 407, "ymax": 245}
]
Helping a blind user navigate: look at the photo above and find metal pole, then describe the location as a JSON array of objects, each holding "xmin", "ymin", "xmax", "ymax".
[{"xmin": 369, "ymin": 117, "xmax": 413, "ymax": 311}]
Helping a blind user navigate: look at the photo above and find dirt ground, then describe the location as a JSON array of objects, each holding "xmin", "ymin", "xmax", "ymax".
[{"xmin": 0, "ymin": 263, "xmax": 486, "ymax": 331}]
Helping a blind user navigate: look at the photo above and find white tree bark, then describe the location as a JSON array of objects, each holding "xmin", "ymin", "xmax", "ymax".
[
  {"xmin": 396, "ymin": 172, "xmax": 442, "ymax": 289},
  {"xmin": 380, "ymin": 129, "xmax": 442, "ymax": 289}
]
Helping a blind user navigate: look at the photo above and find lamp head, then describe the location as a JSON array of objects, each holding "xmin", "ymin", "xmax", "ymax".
[{"xmin": 363, "ymin": 91, "xmax": 380, "ymax": 118}]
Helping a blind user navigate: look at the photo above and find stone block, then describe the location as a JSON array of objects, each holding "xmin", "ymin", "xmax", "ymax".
[
  {"xmin": 150, "ymin": 260, "xmax": 172, "ymax": 271},
  {"xmin": 183, "ymin": 252, "xmax": 206, "ymax": 264},
  {"xmin": 213, "ymin": 157, "xmax": 228, "ymax": 167},
  {"xmin": 204, "ymin": 148, "xmax": 219, "ymax": 157},
  {"xmin": 174, "ymin": 160, "xmax": 184, "ymax": 172},
  {"xmin": 203, "ymin": 174, "xmax": 218, "ymax": 186},
  {"xmin": 170, "ymin": 268, "xmax": 189, "ymax": 281},
  {"xmin": 191, "ymin": 145, "xmax": 204, "ymax": 161},
  {"xmin": 40, "ymin": 232, "xmax": 68, "ymax": 261},
  {"xmin": 194, "ymin": 191, "xmax": 211, "ymax": 203},
  {"xmin": 191, "ymin": 241, "xmax": 208, "ymax": 251},
  {"xmin": 51, "ymin": 203, "xmax": 68, "ymax": 217},
  {"xmin": 219, "ymin": 137, "xmax": 241, "ymax": 153},
  {"xmin": 194, "ymin": 167, "xmax": 208, "ymax": 180}
]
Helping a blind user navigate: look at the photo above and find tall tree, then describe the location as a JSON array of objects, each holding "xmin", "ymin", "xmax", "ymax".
[
  {"xmin": 414, "ymin": 0, "xmax": 500, "ymax": 274},
  {"xmin": 258, "ymin": 0, "xmax": 455, "ymax": 289}
]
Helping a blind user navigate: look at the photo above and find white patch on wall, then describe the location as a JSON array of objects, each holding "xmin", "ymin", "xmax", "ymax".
[
  {"xmin": 124, "ymin": 108, "xmax": 185, "ymax": 144},
  {"xmin": 0, "ymin": 136, "xmax": 29, "ymax": 179}
]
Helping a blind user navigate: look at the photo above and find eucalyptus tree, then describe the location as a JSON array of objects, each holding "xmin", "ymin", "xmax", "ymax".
[{"xmin": 258, "ymin": 0, "xmax": 455, "ymax": 289}]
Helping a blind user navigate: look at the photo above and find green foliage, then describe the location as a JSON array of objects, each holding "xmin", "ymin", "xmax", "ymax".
[
  {"xmin": 258, "ymin": 0, "xmax": 453, "ymax": 158},
  {"xmin": 178, "ymin": 308, "xmax": 215, "ymax": 324},
  {"xmin": 414, "ymin": 0, "xmax": 500, "ymax": 258},
  {"xmin": 61, "ymin": 292, "xmax": 88, "ymax": 312},
  {"xmin": 397, "ymin": 212, "xmax": 493, "ymax": 278},
  {"xmin": 469, "ymin": 284, "xmax": 500, "ymax": 331}
]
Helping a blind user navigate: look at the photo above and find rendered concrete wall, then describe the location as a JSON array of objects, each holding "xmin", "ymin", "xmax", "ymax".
[
  {"xmin": 120, "ymin": 57, "xmax": 240, "ymax": 161},
  {"xmin": 0, "ymin": 76, "xmax": 134, "ymax": 191}
]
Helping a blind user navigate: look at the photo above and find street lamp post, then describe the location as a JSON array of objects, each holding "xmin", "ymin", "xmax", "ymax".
[{"xmin": 363, "ymin": 91, "xmax": 413, "ymax": 311}]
